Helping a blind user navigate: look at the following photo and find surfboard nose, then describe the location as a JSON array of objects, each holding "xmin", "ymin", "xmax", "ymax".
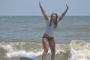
[{"xmin": 20, "ymin": 56, "xmax": 38, "ymax": 60}]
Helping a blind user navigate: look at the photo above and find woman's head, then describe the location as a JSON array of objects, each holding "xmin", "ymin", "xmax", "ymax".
[
  {"xmin": 50, "ymin": 13, "xmax": 58, "ymax": 28},
  {"xmin": 51, "ymin": 13, "xmax": 58, "ymax": 21}
]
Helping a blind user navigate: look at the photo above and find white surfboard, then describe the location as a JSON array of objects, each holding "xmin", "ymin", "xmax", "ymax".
[{"xmin": 20, "ymin": 56, "xmax": 38, "ymax": 60}]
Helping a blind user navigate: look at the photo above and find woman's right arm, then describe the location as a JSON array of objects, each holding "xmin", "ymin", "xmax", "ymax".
[{"xmin": 39, "ymin": 1, "xmax": 50, "ymax": 20}]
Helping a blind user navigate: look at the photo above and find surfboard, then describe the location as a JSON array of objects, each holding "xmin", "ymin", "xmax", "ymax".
[{"xmin": 20, "ymin": 56, "xmax": 38, "ymax": 60}]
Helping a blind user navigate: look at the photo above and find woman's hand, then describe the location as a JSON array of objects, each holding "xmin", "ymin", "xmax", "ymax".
[
  {"xmin": 39, "ymin": 1, "xmax": 41, "ymax": 6},
  {"xmin": 66, "ymin": 4, "xmax": 69, "ymax": 9}
]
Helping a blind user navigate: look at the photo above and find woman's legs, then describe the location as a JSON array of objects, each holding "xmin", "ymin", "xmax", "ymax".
[
  {"xmin": 42, "ymin": 38, "xmax": 49, "ymax": 60},
  {"xmin": 49, "ymin": 39, "xmax": 55, "ymax": 60}
]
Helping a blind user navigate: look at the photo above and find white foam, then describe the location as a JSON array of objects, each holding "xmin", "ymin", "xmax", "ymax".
[
  {"xmin": 6, "ymin": 50, "xmax": 43, "ymax": 58},
  {"xmin": 0, "ymin": 43, "xmax": 13, "ymax": 52},
  {"xmin": 0, "ymin": 42, "xmax": 43, "ymax": 58},
  {"xmin": 69, "ymin": 40, "xmax": 90, "ymax": 60},
  {"xmin": 55, "ymin": 44, "xmax": 68, "ymax": 54}
]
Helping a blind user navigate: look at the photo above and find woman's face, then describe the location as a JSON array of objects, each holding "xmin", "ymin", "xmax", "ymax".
[{"xmin": 51, "ymin": 14, "xmax": 57, "ymax": 21}]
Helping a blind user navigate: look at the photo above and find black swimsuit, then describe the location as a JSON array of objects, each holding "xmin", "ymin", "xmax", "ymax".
[{"xmin": 42, "ymin": 33, "xmax": 54, "ymax": 42}]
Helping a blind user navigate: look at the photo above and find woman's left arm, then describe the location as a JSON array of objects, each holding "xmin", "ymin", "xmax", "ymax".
[{"xmin": 58, "ymin": 4, "xmax": 69, "ymax": 21}]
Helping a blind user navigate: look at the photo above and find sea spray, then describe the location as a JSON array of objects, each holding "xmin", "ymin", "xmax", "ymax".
[{"xmin": 69, "ymin": 40, "xmax": 90, "ymax": 60}]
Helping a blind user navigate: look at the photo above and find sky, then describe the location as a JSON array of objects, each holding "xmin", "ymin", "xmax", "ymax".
[{"xmin": 0, "ymin": 0, "xmax": 90, "ymax": 16}]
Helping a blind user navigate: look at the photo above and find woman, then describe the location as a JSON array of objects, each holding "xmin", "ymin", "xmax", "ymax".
[{"xmin": 39, "ymin": 1, "xmax": 69, "ymax": 60}]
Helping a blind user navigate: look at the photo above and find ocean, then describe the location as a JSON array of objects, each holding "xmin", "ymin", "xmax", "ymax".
[{"xmin": 0, "ymin": 16, "xmax": 90, "ymax": 60}]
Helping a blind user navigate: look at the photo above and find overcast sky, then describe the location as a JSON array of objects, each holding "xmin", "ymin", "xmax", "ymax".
[{"xmin": 0, "ymin": 0, "xmax": 90, "ymax": 16}]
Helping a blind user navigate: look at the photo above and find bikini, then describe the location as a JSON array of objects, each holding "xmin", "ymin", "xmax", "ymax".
[{"xmin": 43, "ymin": 33, "xmax": 54, "ymax": 42}]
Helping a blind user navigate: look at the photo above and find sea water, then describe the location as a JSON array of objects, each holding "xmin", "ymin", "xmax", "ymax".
[{"xmin": 0, "ymin": 16, "xmax": 90, "ymax": 60}]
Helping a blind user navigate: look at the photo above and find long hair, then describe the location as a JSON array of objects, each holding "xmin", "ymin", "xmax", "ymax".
[{"xmin": 49, "ymin": 13, "xmax": 58, "ymax": 28}]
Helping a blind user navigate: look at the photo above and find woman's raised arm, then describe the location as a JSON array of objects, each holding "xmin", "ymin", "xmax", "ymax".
[
  {"xmin": 58, "ymin": 4, "xmax": 69, "ymax": 21},
  {"xmin": 39, "ymin": 1, "xmax": 50, "ymax": 20}
]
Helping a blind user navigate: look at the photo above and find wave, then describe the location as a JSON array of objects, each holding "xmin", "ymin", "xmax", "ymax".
[
  {"xmin": 0, "ymin": 40, "xmax": 90, "ymax": 60},
  {"xmin": 0, "ymin": 41, "xmax": 43, "ymax": 58},
  {"xmin": 69, "ymin": 40, "xmax": 90, "ymax": 60}
]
